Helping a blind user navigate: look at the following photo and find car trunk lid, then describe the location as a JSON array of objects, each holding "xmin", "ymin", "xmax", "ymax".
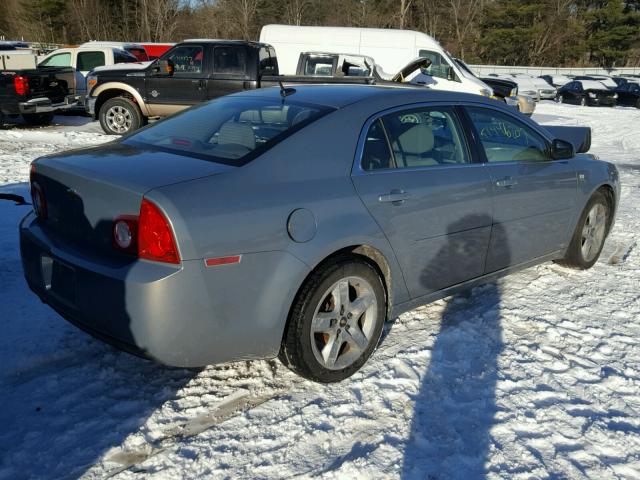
[{"xmin": 31, "ymin": 142, "xmax": 233, "ymax": 256}]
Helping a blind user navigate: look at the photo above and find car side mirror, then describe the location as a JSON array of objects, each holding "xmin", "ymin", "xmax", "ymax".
[
  {"xmin": 551, "ymin": 139, "xmax": 574, "ymax": 160},
  {"xmin": 447, "ymin": 66, "xmax": 456, "ymax": 82},
  {"xmin": 153, "ymin": 59, "xmax": 173, "ymax": 76}
]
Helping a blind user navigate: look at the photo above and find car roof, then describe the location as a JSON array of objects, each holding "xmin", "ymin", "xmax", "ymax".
[
  {"xmin": 182, "ymin": 39, "xmax": 272, "ymax": 48},
  {"xmin": 575, "ymin": 80, "xmax": 609, "ymax": 90},
  {"xmin": 228, "ymin": 84, "xmax": 496, "ymax": 109}
]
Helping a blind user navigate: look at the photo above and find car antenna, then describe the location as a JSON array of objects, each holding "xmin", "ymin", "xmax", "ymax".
[{"xmin": 278, "ymin": 79, "xmax": 296, "ymax": 98}]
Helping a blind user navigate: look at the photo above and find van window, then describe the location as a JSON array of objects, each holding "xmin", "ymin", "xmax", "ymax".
[
  {"xmin": 214, "ymin": 46, "xmax": 247, "ymax": 75},
  {"xmin": 40, "ymin": 52, "xmax": 71, "ymax": 67},
  {"xmin": 419, "ymin": 50, "xmax": 455, "ymax": 81},
  {"xmin": 77, "ymin": 51, "xmax": 106, "ymax": 71}
]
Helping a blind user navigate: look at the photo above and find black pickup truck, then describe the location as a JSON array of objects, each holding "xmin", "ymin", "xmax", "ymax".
[
  {"xmin": 1, "ymin": 54, "xmax": 79, "ymax": 126},
  {"xmin": 86, "ymin": 40, "xmax": 427, "ymax": 135}
]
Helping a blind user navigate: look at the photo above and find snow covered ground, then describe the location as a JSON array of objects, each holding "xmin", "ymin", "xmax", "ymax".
[{"xmin": 1, "ymin": 103, "xmax": 639, "ymax": 480}]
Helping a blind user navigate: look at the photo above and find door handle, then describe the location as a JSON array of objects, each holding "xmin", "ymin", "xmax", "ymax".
[
  {"xmin": 495, "ymin": 177, "xmax": 518, "ymax": 188},
  {"xmin": 378, "ymin": 189, "xmax": 411, "ymax": 205}
]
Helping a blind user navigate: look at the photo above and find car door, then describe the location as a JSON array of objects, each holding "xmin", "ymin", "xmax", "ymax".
[
  {"xmin": 207, "ymin": 45, "xmax": 251, "ymax": 99},
  {"xmin": 76, "ymin": 50, "xmax": 106, "ymax": 96},
  {"xmin": 146, "ymin": 44, "xmax": 208, "ymax": 117},
  {"xmin": 463, "ymin": 105, "xmax": 578, "ymax": 272},
  {"xmin": 351, "ymin": 105, "xmax": 494, "ymax": 299}
]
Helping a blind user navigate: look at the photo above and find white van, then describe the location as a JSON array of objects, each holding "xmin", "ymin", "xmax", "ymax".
[{"xmin": 259, "ymin": 24, "xmax": 492, "ymax": 96}]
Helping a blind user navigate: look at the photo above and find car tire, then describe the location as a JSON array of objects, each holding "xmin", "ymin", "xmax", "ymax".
[
  {"xmin": 22, "ymin": 112, "xmax": 54, "ymax": 126},
  {"xmin": 580, "ymin": 97, "xmax": 587, "ymax": 106},
  {"xmin": 279, "ymin": 255, "xmax": 387, "ymax": 383},
  {"xmin": 99, "ymin": 97, "xmax": 143, "ymax": 135},
  {"xmin": 557, "ymin": 94, "xmax": 564, "ymax": 103},
  {"xmin": 555, "ymin": 190, "xmax": 610, "ymax": 270}
]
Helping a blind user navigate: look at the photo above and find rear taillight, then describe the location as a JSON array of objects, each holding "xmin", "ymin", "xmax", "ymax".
[
  {"xmin": 14, "ymin": 75, "xmax": 29, "ymax": 96},
  {"xmin": 30, "ymin": 181, "xmax": 46, "ymax": 219},
  {"xmin": 137, "ymin": 199, "xmax": 180, "ymax": 264}
]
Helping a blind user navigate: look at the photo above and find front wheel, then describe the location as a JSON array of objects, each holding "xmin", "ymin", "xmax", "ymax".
[
  {"xmin": 99, "ymin": 97, "xmax": 143, "ymax": 135},
  {"xmin": 279, "ymin": 256, "xmax": 387, "ymax": 383},
  {"xmin": 22, "ymin": 112, "xmax": 54, "ymax": 126},
  {"xmin": 556, "ymin": 191, "xmax": 610, "ymax": 269}
]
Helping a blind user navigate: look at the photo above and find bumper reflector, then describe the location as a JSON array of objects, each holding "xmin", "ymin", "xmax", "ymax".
[{"xmin": 205, "ymin": 255, "xmax": 241, "ymax": 267}]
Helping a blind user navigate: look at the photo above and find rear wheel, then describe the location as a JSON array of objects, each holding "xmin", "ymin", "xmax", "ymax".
[
  {"xmin": 279, "ymin": 256, "xmax": 386, "ymax": 383},
  {"xmin": 22, "ymin": 112, "xmax": 54, "ymax": 126},
  {"xmin": 556, "ymin": 191, "xmax": 610, "ymax": 269},
  {"xmin": 99, "ymin": 97, "xmax": 143, "ymax": 135},
  {"xmin": 580, "ymin": 96, "xmax": 587, "ymax": 106}
]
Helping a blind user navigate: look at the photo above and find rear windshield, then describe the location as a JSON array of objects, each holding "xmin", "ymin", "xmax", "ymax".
[{"xmin": 124, "ymin": 96, "xmax": 334, "ymax": 166}]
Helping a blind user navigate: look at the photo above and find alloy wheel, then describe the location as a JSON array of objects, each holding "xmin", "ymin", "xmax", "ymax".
[
  {"xmin": 310, "ymin": 276, "xmax": 378, "ymax": 370},
  {"xmin": 105, "ymin": 105, "xmax": 133, "ymax": 134},
  {"xmin": 581, "ymin": 203, "xmax": 607, "ymax": 262}
]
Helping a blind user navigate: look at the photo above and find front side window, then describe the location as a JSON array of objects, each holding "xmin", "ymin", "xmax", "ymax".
[
  {"xmin": 164, "ymin": 45, "xmax": 204, "ymax": 75},
  {"xmin": 124, "ymin": 97, "xmax": 333, "ymax": 166},
  {"xmin": 77, "ymin": 51, "xmax": 106, "ymax": 71},
  {"xmin": 418, "ymin": 50, "xmax": 455, "ymax": 80},
  {"xmin": 467, "ymin": 107, "xmax": 549, "ymax": 163},
  {"xmin": 40, "ymin": 52, "xmax": 71, "ymax": 67},
  {"xmin": 214, "ymin": 46, "xmax": 247, "ymax": 75}
]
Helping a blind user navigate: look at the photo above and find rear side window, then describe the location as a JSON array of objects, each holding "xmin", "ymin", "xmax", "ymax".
[
  {"xmin": 361, "ymin": 119, "xmax": 393, "ymax": 171},
  {"xmin": 362, "ymin": 107, "xmax": 468, "ymax": 171},
  {"xmin": 124, "ymin": 97, "xmax": 334, "ymax": 166},
  {"xmin": 214, "ymin": 46, "xmax": 247, "ymax": 75},
  {"xmin": 77, "ymin": 51, "xmax": 105, "ymax": 71},
  {"xmin": 467, "ymin": 107, "xmax": 549, "ymax": 163},
  {"xmin": 40, "ymin": 52, "xmax": 71, "ymax": 67}
]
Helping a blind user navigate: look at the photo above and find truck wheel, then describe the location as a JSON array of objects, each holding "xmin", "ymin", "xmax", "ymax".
[
  {"xmin": 99, "ymin": 97, "xmax": 143, "ymax": 135},
  {"xmin": 22, "ymin": 112, "xmax": 54, "ymax": 126},
  {"xmin": 555, "ymin": 190, "xmax": 610, "ymax": 270},
  {"xmin": 279, "ymin": 255, "xmax": 386, "ymax": 383}
]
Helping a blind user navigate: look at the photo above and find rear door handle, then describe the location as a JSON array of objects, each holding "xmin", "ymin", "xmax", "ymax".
[
  {"xmin": 495, "ymin": 177, "xmax": 518, "ymax": 188},
  {"xmin": 378, "ymin": 189, "xmax": 411, "ymax": 204}
]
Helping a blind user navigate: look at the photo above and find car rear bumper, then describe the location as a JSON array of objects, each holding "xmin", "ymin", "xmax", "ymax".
[
  {"xmin": 19, "ymin": 95, "xmax": 80, "ymax": 114},
  {"xmin": 20, "ymin": 212, "xmax": 307, "ymax": 367},
  {"xmin": 588, "ymin": 97, "xmax": 617, "ymax": 106}
]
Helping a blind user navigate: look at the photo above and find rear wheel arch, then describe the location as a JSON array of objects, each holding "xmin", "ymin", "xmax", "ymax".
[{"xmin": 286, "ymin": 245, "xmax": 394, "ymax": 331}]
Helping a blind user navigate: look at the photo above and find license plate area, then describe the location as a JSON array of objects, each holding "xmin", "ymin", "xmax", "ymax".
[{"xmin": 41, "ymin": 255, "xmax": 76, "ymax": 304}]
